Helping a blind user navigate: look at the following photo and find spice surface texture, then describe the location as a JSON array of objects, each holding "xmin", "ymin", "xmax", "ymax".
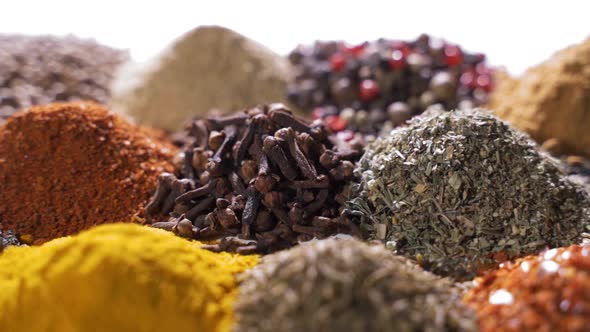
[
  {"xmin": 234, "ymin": 238, "xmax": 478, "ymax": 332},
  {"xmin": 488, "ymin": 37, "xmax": 590, "ymax": 157},
  {"xmin": 146, "ymin": 104, "xmax": 363, "ymax": 254},
  {"xmin": 0, "ymin": 223, "xmax": 258, "ymax": 332},
  {"xmin": 111, "ymin": 25, "xmax": 292, "ymax": 131},
  {"xmin": 0, "ymin": 102, "xmax": 176, "ymax": 243},
  {"xmin": 464, "ymin": 244, "xmax": 590, "ymax": 332},
  {"xmin": 351, "ymin": 109, "xmax": 590, "ymax": 279},
  {"xmin": 0, "ymin": 34, "xmax": 128, "ymax": 121}
]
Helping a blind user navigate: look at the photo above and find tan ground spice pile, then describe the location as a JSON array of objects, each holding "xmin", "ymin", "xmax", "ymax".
[
  {"xmin": 110, "ymin": 25, "xmax": 293, "ymax": 131},
  {"xmin": 0, "ymin": 102, "xmax": 176, "ymax": 244},
  {"xmin": 488, "ymin": 37, "xmax": 590, "ymax": 157}
]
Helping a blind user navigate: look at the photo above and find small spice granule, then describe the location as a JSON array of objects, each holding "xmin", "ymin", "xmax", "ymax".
[
  {"xmin": 146, "ymin": 104, "xmax": 363, "ymax": 254},
  {"xmin": 464, "ymin": 244, "xmax": 590, "ymax": 332},
  {"xmin": 0, "ymin": 102, "xmax": 176, "ymax": 244},
  {"xmin": 235, "ymin": 238, "xmax": 478, "ymax": 332},
  {"xmin": 111, "ymin": 26, "xmax": 293, "ymax": 131},
  {"xmin": 488, "ymin": 37, "xmax": 590, "ymax": 158},
  {"xmin": 0, "ymin": 223, "xmax": 258, "ymax": 332},
  {"xmin": 0, "ymin": 34, "xmax": 128, "ymax": 121},
  {"xmin": 0, "ymin": 229, "xmax": 21, "ymax": 252},
  {"xmin": 350, "ymin": 108, "xmax": 590, "ymax": 280}
]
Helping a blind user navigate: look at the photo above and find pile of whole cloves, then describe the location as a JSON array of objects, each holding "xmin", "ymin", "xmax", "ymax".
[{"xmin": 145, "ymin": 104, "xmax": 363, "ymax": 254}]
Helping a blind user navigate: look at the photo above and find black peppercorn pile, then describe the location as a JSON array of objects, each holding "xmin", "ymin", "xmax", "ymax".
[
  {"xmin": 145, "ymin": 104, "xmax": 363, "ymax": 254},
  {"xmin": 0, "ymin": 34, "xmax": 128, "ymax": 121},
  {"xmin": 287, "ymin": 34, "xmax": 493, "ymax": 136}
]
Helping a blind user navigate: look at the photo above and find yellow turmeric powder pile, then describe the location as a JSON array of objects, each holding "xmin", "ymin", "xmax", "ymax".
[{"xmin": 0, "ymin": 223, "xmax": 258, "ymax": 332}]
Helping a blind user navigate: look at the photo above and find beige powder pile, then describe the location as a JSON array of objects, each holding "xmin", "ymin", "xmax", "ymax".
[
  {"xmin": 110, "ymin": 26, "xmax": 292, "ymax": 131},
  {"xmin": 488, "ymin": 37, "xmax": 590, "ymax": 157}
]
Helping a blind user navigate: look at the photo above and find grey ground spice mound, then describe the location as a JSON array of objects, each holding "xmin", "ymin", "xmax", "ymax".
[
  {"xmin": 234, "ymin": 238, "xmax": 478, "ymax": 332},
  {"xmin": 0, "ymin": 34, "xmax": 128, "ymax": 121},
  {"xmin": 350, "ymin": 109, "xmax": 590, "ymax": 280}
]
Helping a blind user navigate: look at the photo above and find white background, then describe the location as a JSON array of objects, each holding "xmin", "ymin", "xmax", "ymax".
[{"xmin": 2, "ymin": 0, "xmax": 588, "ymax": 75}]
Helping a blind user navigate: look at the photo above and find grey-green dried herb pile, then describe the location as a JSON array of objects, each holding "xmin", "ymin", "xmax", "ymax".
[
  {"xmin": 350, "ymin": 109, "xmax": 590, "ymax": 280},
  {"xmin": 234, "ymin": 238, "xmax": 478, "ymax": 332}
]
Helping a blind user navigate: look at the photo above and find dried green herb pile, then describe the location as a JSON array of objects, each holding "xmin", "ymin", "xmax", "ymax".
[
  {"xmin": 146, "ymin": 104, "xmax": 363, "ymax": 254},
  {"xmin": 350, "ymin": 109, "xmax": 590, "ymax": 280},
  {"xmin": 234, "ymin": 238, "xmax": 478, "ymax": 332}
]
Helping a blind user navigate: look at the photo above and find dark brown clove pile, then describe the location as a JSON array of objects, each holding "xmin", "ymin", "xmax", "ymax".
[{"xmin": 145, "ymin": 104, "xmax": 363, "ymax": 254}]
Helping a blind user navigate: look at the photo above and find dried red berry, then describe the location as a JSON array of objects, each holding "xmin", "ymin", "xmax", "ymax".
[
  {"xmin": 389, "ymin": 50, "xmax": 406, "ymax": 70},
  {"xmin": 359, "ymin": 80, "xmax": 380, "ymax": 101},
  {"xmin": 325, "ymin": 115, "xmax": 347, "ymax": 132},
  {"xmin": 329, "ymin": 53, "xmax": 346, "ymax": 72},
  {"xmin": 444, "ymin": 44, "xmax": 463, "ymax": 66}
]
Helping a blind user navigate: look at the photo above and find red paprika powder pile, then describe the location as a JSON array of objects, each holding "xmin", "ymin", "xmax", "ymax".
[
  {"xmin": 0, "ymin": 102, "xmax": 176, "ymax": 244},
  {"xmin": 464, "ymin": 244, "xmax": 590, "ymax": 332}
]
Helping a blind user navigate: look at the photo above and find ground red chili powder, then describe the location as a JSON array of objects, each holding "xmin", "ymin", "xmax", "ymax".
[
  {"xmin": 0, "ymin": 102, "xmax": 176, "ymax": 244},
  {"xmin": 464, "ymin": 244, "xmax": 590, "ymax": 332}
]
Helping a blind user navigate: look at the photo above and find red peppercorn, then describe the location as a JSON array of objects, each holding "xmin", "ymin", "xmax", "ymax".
[
  {"xmin": 475, "ymin": 62, "xmax": 490, "ymax": 75},
  {"xmin": 476, "ymin": 74, "xmax": 493, "ymax": 92},
  {"xmin": 343, "ymin": 42, "xmax": 367, "ymax": 58},
  {"xmin": 460, "ymin": 71, "xmax": 477, "ymax": 89},
  {"xmin": 325, "ymin": 115, "xmax": 347, "ymax": 132},
  {"xmin": 444, "ymin": 45, "xmax": 463, "ymax": 66},
  {"xmin": 390, "ymin": 40, "xmax": 411, "ymax": 56},
  {"xmin": 329, "ymin": 53, "xmax": 346, "ymax": 72},
  {"xmin": 359, "ymin": 80, "xmax": 380, "ymax": 101},
  {"xmin": 312, "ymin": 107, "xmax": 325, "ymax": 120},
  {"xmin": 389, "ymin": 50, "xmax": 406, "ymax": 70}
]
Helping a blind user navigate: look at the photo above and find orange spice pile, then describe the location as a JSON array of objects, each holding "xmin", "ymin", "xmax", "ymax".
[
  {"xmin": 464, "ymin": 244, "xmax": 590, "ymax": 332},
  {"xmin": 0, "ymin": 102, "xmax": 176, "ymax": 244}
]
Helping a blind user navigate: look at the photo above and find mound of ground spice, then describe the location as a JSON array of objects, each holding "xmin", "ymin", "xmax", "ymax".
[
  {"xmin": 235, "ymin": 238, "xmax": 478, "ymax": 332},
  {"xmin": 350, "ymin": 109, "xmax": 590, "ymax": 280},
  {"xmin": 464, "ymin": 244, "xmax": 590, "ymax": 332},
  {"xmin": 0, "ymin": 102, "xmax": 176, "ymax": 244},
  {"xmin": 0, "ymin": 34, "xmax": 128, "ymax": 121},
  {"xmin": 488, "ymin": 37, "xmax": 590, "ymax": 157},
  {"xmin": 0, "ymin": 223, "xmax": 258, "ymax": 332},
  {"xmin": 111, "ymin": 26, "xmax": 293, "ymax": 131}
]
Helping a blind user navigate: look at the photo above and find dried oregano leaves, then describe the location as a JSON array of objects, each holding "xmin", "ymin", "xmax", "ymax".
[
  {"xmin": 350, "ymin": 109, "xmax": 590, "ymax": 280},
  {"xmin": 234, "ymin": 238, "xmax": 478, "ymax": 332}
]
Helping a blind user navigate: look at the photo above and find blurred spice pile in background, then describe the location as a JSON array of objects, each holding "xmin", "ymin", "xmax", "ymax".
[
  {"xmin": 111, "ymin": 26, "xmax": 292, "ymax": 131},
  {"xmin": 489, "ymin": 37, "xmax": 590, "ymax": 158},
  {"xmin": 287, "ymin": 34, "xmax": 493, "ymax": 136},
  {"xmin": 0, "ymin": 34, "xmax": 128, "ymax": 121}
]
